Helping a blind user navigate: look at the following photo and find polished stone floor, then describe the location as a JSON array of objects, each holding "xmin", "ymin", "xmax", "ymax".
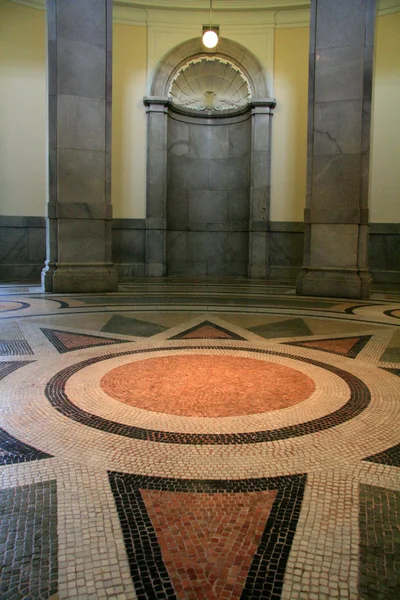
[{"xmin": 0, "ymin": 278, "xmax": 399, "ymax": 600}]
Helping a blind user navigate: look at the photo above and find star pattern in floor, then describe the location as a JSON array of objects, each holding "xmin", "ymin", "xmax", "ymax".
[{"xmin": 0, "ymin": 278, "xmax": 399, "ymax": 599}]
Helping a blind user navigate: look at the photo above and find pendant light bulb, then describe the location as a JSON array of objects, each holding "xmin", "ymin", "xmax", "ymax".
[
  {"xmin": 203, "ymin": 29, "xmax": 218, "ymax": 48},
  {"xmin": 202, "ymin": 0, "xmax": 218, "ymax": 48}
]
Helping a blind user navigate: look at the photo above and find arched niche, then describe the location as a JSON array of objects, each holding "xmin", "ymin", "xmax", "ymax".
[{"xmin": 144, "ymin": 37, "xmax": 275, "ymax": 278}]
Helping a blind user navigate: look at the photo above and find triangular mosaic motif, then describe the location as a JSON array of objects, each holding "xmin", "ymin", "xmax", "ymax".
[
  {"xmin": 0, "ymin": 426, "xmax": 53, "ymax": 467},
  {"xmin": 287, "ymin": 335, "xmax": 373, "ymax": 358},
  {"xmin": 101, "ymin": 314, "xmax": 167, "ymax": 337},
  {"xmin": 169, "ymin": 321, "xmax": 246, "ymax": 340},
  {"xmin": 379, "ymin": 347, "xmax": 400, "ymax": 363},
  {"xmin": 364, "ymin": 441, "xmax": 400, "ymax": 468},
  {"xmin": 381, "ymin": 367, "xmax": 400, "ymax": 377},
  {"xmin": 249, "ymin": 318, "xmax": 313, "ymax": 339},
  {"xmin": 108, "ymin": 472, "xmax": 307, "ymax": 600},
  {"xmin": 0, "ymin": 361, "xmax": 34, "ymax": 382},
  {"xmin": 40, "ymin": 328, "xmax": 130, "ymax": 354},
  {"xmin": 141, "ymin": 489, "xmax": 277, "ymax": 600}
]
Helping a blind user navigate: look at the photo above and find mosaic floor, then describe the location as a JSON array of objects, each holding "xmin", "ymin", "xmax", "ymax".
[{"xmin": 0, "ymin": 278, "xmax": 399, "ymax": 600}]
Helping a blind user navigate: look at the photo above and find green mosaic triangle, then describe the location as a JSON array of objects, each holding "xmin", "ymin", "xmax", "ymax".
[
  {"xmin": 249, "ymin": 318, "xmax": 313, "ymax": 339},
  {"xmin": 101, "ymin": 314, "xmax": 167, "ymax": 337},
  {"xmin": 379, "ymin": 347, "xmax": 400, "ymax": 363}
]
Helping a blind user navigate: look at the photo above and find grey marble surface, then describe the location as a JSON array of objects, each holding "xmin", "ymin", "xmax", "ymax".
[
  {"xmin": 57, "ymin": 39, "xmax": 106, "ymax": 99},
  {"xmin": 0, "ymin": 217, "xmax": 399, "ymax": 283},
  {"xmin": 57, "ymin": 149, "xmax": 106, "ymax": 204},
  {"xmin": 166, "ymin": 117, "xmax": 251, "ymax": 276},
  {"xmin": 43, "ymin": 0, "xmax": 116, "ymax": 293},
  {"xmin": 299, "ymin": 0, "xmax": 376, "ymax": 298},
  {"xmin": 310, "ymin": 224, "xmax": 359, "ymax": 269}
]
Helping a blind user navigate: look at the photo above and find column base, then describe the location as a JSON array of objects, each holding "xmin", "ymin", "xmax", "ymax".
[
  {"xmin": 296, "ymin": 268, "xmax": 372, "ymax": 299},
  {"xmin": 146, "ymin": 263, "xmax": 166, "ymax": 277},
  {"xmin": 248, "ymin": 264, "xmax": 268, "ymax": 279},
  {"xmin": 41, "ymin": 263, "xmax": 118, "ymax": 293}
]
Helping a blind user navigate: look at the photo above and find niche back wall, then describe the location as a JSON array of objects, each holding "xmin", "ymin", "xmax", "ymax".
[{"xmin": 167, "ymin": 112, "xmax": 251, "ymax": 277}]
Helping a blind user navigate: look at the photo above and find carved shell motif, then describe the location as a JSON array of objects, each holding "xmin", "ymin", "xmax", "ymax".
[{"xmin": 169, "ymin": 57, "xmax": 252, "ymax": 112}]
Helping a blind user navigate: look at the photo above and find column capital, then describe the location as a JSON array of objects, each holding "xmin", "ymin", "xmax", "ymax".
[
  {"xmin": 143, "ymin": 96, "xmax": 170, "ymax": 113},
  {"xmin": 250, "ymin": 98, "xmax": 276, "ymax": 115}
]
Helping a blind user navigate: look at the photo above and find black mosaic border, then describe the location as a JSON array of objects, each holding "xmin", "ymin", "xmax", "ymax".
[
  {"xmin": 40, "ymin": 327, "xmax": 131, "ymax": 354},
  {"xmin": 108, "ymin": 472, "xmax": 307, "ymax": 600},
  {"xmin": 344, "ymin": 304, "xmax": 374, "ymax": 315},
  {"xmin": 45, "ymin": 345, "xmax": 371, "ymax": 445},
  {"xmin": 34, "ymin": 295, "xmax": 339, "ymax": 310},
  {"xmin": 32, "ymin": 296, "xmax": 71, "ymax": 309},
  {"xmin": 364, "ymin": 442, "xmax": 400, "ymax": 468},
  {"xmin": 169, "ymin": 320, "xmax": 246, "ymax": 340},
  {"xmin": 0, "ymin": 300, "xmax": 31, "ymax": 312},
  {"xmin": 384, "ymin": 308, "xmax": 400, "ymax": 320},
  {"xmin": 287, "ymin": 335, "xmax": 372, "ymax": 359},
  {"xmin": 0, "ymin": 426, "xmax": 53, "ymax": 466},
  {"xmin": 0, "ymin": 360, "xmax": 33, "ymax": 382}
]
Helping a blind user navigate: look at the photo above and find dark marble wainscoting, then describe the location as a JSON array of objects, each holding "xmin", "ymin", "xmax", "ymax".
[
  {"xmin": 268, "ymin": 222, "xmax": 304, "ymax": 281},
  {"xmin": 0, "ymin": 216, "xmax": 46, "ymax": 281},
  {"xmin": 112, "ymin": 219, "xmax": 146, "ymax": 278},
  {"xmin": 1, "ymin": 216, "xmax": 399, "ymax": 283},
  {"xmin": 167, "ymin": 223, "xmax": 249, "ymax": 277},
  {"xmin": 369, "ymin": 223, "xmax": 400, "ymax": 284}
]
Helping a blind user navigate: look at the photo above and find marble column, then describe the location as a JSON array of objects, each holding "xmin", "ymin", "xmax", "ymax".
[
  {"xmin": 297, "ymin": 0, "xmax": 376, "ymax": 299},
  {"xmin": 42, "ymin": 0, "xmax": 117, "ymax": 293},
  {"xmin": 143, "ymin": 97, "xmax": 169, "ymax": 277},
  {"xmin": 248, "ymin": 99, "xmax": 275, "ymax": 279}
]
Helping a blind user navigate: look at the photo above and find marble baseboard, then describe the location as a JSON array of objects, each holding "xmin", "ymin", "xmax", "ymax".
[
  {"xmin": 114, "ymin": 263, "xmax": 146, "ymax": 278},
  {"xmin": 0, "ymin": 263, "xmax": 44, "ymax": 282},
  {"xmin": 370, "ymin": 270, "xmax": 400, "ymax": 284},
  {"xmin": 112, "ymin": 221, "xmax": 146, "ymax": 266},
  {"xmin": 269, "ymin": 265, "xmax": 303, "ymax": 281},
  {"xmin": 369, "ymin": 224, "xmax": 400, "ymax": 275},
  {"xmin": 0, "ymin": 217, "xmax": 46, "ymax": 282}
]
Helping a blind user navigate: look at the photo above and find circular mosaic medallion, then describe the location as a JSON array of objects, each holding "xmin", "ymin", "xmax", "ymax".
[
  {"xmin": 45, "ymin": 345, "xmax": 370, "ymax": 445},
  {"xmin": 100, "ymin": 355, "xmax": 316, "ymax": 417}
]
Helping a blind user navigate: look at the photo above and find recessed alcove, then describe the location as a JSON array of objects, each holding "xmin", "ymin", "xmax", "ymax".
[{"xmin": 144, "ymin": 38, "xmax": 275, "ymax": 278}]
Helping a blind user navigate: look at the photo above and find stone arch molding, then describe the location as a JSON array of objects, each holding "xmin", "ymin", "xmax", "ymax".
[{"xmin": 150, "ymin": 37, "xmax": 269, "ymax": 99}]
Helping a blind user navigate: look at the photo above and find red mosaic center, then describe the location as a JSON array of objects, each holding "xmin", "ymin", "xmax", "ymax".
[{"xmin": 100, "ymin": 355, "xmax": 316, "ymax": 417}]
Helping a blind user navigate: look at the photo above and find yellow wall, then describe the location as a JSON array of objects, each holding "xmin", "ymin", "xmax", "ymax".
[
  {"xmin": 112, "ymin": 24, "xmax": 147, "ymax": 219},
  {"xmin": 0, "ymin": 3, "xmax": 399, "ymax": 224},
  {"xmin": 0, "ymin": 0, "xmax": 46, "ymax": 216},
  {"xmin": 370, "ymin": 12, "xmax": 400, "ymax": 223},
  {"xmin": 270, "ymin": 27, "xmax": 309, "ymax": 222}
]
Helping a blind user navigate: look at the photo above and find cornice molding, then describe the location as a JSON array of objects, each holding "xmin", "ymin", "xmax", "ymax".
[
  {"xmin": 6, "ymin": 0, "xmax": 400, "ymax": 23},
  {"xmin": 115, "ymin": 0, "xmax": 310, "ymax": 11}
]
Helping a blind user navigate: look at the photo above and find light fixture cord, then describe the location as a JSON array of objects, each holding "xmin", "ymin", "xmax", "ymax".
[{"xmin": 209, "ymin": 0, "xmax": 212, "ymax": 30}]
